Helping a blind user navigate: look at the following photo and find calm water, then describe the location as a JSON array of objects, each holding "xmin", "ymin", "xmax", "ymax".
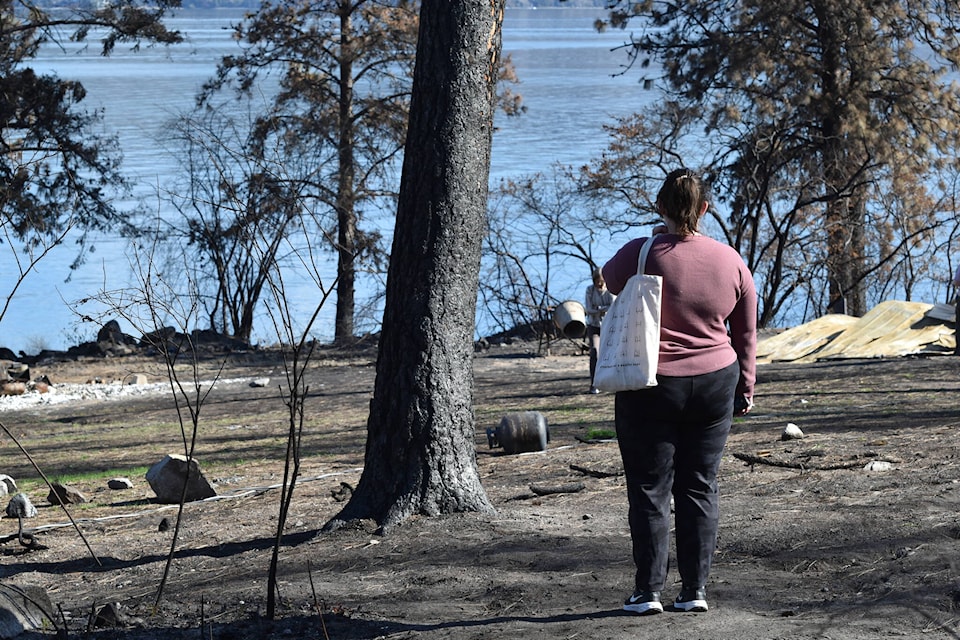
[{"xmin": 1, "ymin": 8, "xmax": 647, "ymax": 353}]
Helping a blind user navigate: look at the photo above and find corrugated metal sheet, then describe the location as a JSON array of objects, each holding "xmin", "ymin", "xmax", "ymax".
[
  {"xmin": 756, "ymin": 314, "xmax": 858, "ymax": 363},
  {"xmin": 757, "ymin": 300, "xmax": 957, "ymax": 363}
]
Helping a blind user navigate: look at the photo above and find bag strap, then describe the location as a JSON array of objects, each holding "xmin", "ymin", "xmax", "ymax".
[{"xmin": 637, "ymin": 234, "xmax": 659, "ymax": 275}]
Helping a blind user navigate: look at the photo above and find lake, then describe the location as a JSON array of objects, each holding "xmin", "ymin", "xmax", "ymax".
[{"xmin": 1, "ymin": 7, "xmax": 648, "ymax": 354}]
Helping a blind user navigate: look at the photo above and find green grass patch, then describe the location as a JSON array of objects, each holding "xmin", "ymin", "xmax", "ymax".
[
  {"xmin": 15, "ymin": 466, "xmax": 152, "ymax": 493},
  {"xmin": 585, "ymin": 427, "xmax": 617, "ymax": 440}
]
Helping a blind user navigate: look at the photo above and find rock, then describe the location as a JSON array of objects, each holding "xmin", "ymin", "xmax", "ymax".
[
  {"xmin": 0, "ymin": 583, "xmax": 55, "ymax": 638},
  {"xmin": 97, "ymin": 319, "xmax": 137, "ymax": 347},
  {"xmin": 47, "ymin": 482, "xmax": 88, "ymax": 505},
  {"xmin": 145, "ymin": 454, "xmax": 216, "ymax": 504},
  {"xmin": 4, "ymin": 363, "xmax": 28, "ymax": 382},
  {"xmin": 0, "ymin": 382, "xmax": 25, "ymax": 396},
  {"xmin": 250, "ymin": 377, "xmax": 270, "ymax": 388},
  {"xmin": 5, "ymin": 494, "xmax": 37, "ymax": 519},
  {"xmin": 331, "ymin": 482, "xmax": 353, "ymax": 502},
  {"xmin": 0, "ymin": 475, "xmax": 16, "ymax": 496},
  {"xmin": 90, "ymin": 602, "xmax": 128, "ymax": 629},
  {"xmin": 107, "ymin": 477, "xmax": 134, "ymax": 490},
  {"xmin": 126, "ymin": 374, "xmax": 149, "ymax": 385},
  {"xmin": 864, "ymin": 460, "xmax": 894, "ymax": 472},
  {"xmin": 782, "ymin": 423, "xmax": 805, "ymax": 440}
]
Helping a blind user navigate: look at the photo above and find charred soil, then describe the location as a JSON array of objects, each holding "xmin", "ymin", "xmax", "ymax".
[{"xmin": 1, "ymin": 344, "xmax": 960, "ymax": 639}]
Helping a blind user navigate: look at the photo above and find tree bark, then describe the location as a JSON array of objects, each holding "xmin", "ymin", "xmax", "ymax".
[
  {"xmin": 324, "ymin": 0, "xmax": 502, "ymax": 533},
  {"xmin": 335, "ymin": 3, "xmax": 357, "ymax": 343},
  {"xmin": 813, "ymin": 0, "xmax": 869, "ymax": 317}
]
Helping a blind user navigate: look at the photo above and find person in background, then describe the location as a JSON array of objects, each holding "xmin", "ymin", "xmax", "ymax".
[
  {"xmin": 602, "ymin": 168, "xmax": 757, "ymax": 615},
  {"xmin": 954, "ymin": 264, "xmax": 960, "ymax": 356},
  {"xmin": 585, "ymin": 268, "xmax": 615, "ymax": 394}
]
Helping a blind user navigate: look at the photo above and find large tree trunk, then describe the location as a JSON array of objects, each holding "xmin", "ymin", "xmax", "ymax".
[{"xmin": 324, "ymin": 0, "xmax": 501, "ymax": 533}]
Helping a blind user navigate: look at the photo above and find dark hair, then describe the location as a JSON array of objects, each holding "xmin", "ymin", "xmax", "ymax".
[{"xmin": 656, "ymin": 168, "xmax": 707, "ymax": 237}]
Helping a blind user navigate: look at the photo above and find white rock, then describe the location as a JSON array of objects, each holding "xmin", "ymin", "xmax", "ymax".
[
  {"xmin": 863, "ymin": 460, "xmax": 893, "ymax": 472},
  {"xmin": 0, "ymin": 475, "xmax": 16, "ymax": 496},
  {"xmin": 5, "ymin": 493, "xmax": 37, "ymax": 518},
  {"xmin": 782, "ymin": 423, "xmax": 805, "ymax": 440},
  {"xmin": 107, "ymin": 477, "xmax": 134, "ymax": 490}
]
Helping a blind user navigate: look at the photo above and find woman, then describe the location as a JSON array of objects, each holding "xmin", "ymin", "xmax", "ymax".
[
  {"xmin": 585, "ymin": 268, "xmax": 615, "ymax": 394},
  {"xmin": 602, "ymin": 168, "xmax": 757, "ymax": 615}
]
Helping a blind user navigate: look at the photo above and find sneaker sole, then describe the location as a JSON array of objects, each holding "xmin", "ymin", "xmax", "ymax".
[
  {"xmin": 674, "ymin": 599, "xmax": 708, "ymax": 612},
  {"xmin": 623, "ymin": 601, "xmax": 664, "ymax": 615}
]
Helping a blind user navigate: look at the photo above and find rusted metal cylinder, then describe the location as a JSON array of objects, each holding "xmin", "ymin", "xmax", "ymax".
[{"xmin": 486, "ymin": 411, "xmax": 550, "ymax": 454}]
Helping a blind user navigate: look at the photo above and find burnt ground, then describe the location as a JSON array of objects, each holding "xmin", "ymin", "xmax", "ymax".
[{"xmin": 1, "ymin": 342, "xmax": 960, "ymax": 639}]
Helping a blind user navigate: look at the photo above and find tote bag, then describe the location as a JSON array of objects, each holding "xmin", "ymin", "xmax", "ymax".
[{"xmin": 593, "ymin": 237, "xmax": 662, "ymax": 392}]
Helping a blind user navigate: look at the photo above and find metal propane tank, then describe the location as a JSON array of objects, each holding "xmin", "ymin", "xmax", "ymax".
[{"xmin": 486, "ymin": 411, "xmax": 550, "ymax": 455}]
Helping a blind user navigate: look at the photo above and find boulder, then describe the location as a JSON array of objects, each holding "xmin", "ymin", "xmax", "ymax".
[
  {"xmin": 5, "ymin": 494, "xmax": 37, "ymax": 519},
  {"xmin": 0, "ymin": 583, "xmax": 55, "ymax": 639},
  {"xmin": 145, "ymin": 454, "xmax": 216, "ymax": 504},
  {"xmin": 47, "ymin": 482, "xmax": 88, "ymax": 505}
]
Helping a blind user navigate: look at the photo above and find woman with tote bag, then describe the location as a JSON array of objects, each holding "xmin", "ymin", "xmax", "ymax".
[{"xmin": 602, "ymin": 168, "xmax": 757, "ymax": 615}]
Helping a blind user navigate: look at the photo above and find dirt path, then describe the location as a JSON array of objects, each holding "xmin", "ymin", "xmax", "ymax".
[{"xmin": 1, "ymin": 346, "xmax": 959, "ymax": 638}]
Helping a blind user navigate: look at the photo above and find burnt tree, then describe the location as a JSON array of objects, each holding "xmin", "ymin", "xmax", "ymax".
[{"xmin": 324, "ymin": 0, "xmax": 502, "ymax": 532}]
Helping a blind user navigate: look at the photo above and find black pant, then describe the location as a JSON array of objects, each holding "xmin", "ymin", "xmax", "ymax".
[
  {"xmin": 615, "ymin": 361, "xmax": 739, "ymax": 592},
  {"xmin": 955, "ymin": 296, "xmax": 960, "ymax": 356},
  {"xmin": 587, "ymin": 325, "xmax": 601, "ymax": 383}
]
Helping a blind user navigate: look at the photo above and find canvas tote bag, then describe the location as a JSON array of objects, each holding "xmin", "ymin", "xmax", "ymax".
[{"xmin": 593, "ymin": 236, "xmax": 662, "ymax": 392}]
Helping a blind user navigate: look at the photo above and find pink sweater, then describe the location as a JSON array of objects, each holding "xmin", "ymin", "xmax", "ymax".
[{"xmin": 602, "ymin": 234, "xmax": 757, "ymax": 398}]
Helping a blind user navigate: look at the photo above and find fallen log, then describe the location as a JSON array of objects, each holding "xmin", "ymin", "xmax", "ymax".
[
  {"xmin": 732, "ymin": 452, "xmax": 868, "ymax": 471},
  {"xmin": 570, "ymin": 463, "xmax": 622, "ymax": 478},
  {"xmin": 529, "ymin": 482, "xmax": 585, "ymax": 496}
]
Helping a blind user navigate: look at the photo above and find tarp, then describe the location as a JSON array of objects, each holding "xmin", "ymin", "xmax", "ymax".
[{"xmin": 757, "ymin": 300, "xmax": 956, "ymax": 363}]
